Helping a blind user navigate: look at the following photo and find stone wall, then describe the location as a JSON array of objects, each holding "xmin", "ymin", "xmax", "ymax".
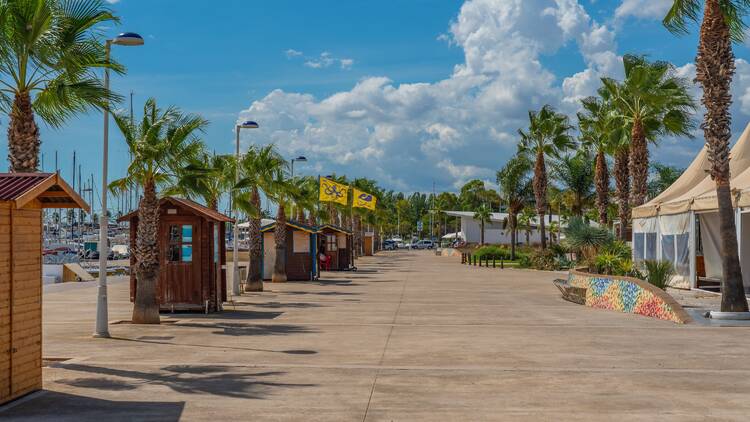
[{"xmin": 568, "ymin": 269, "xmax": 691, "ymax": 324}]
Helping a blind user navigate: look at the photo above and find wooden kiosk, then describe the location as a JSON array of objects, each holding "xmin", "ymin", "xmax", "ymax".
[
  {"xmin": 119, "ymin": 197, "xmax": 232, "ymax": 312},
  {"xmin": 0, "ymin": 173, "xmax": 88, "ymax": 404},
  {"xmin": 317, "ymin": 224, "xmax": 353, "ymax": 271},
  {"xmin": 261, "ymin": 220, "xmax": 318, "ymax": 281}
]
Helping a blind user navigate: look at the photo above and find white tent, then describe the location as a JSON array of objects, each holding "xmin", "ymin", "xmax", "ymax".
[{"xmin": 632, "ymin": 123, "xmax": 750, "ymax": 290}]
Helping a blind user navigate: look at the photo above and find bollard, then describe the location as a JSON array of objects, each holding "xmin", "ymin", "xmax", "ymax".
[
  {"xmin": 461, "ymin": 253, "xmax": 465, "ymax": 264},
  {"xmin": 473, "ymin": 255, "xmax": 477, "ymax": 266},
  {"xmin": 501, "ymin": 258, "xmax": 504, "ymax": 269},
  {"xmin": 493, "ymin": 258, "xmax": 496, "ymax": 268}
]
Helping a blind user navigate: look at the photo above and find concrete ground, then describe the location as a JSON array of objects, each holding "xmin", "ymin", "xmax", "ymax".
[{"xmin": 3, "ymin": 250, "xmax": 750, "ymax": 421}]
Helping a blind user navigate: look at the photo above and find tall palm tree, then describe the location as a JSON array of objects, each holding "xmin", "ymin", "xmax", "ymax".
[
  {"xmin": 473, "ymin": 204, "xmax": 491, "ymax": 245},
  {"xmin": 601, "ymin": 55, "xmax": 695, "ymax": 208},
  {"xmin": 109, "ymin": 98, "xmax": 207, "ymax": 324},
  {"xmin": 664, "ymin": 0, "xmax": 750, "ymax": 312},
  {"xmin": 172, "ymin": 151, "xmax": 235, "ymax": 210},
  {"xmin": 578, "ymin": 96, "xmax": 618, "ymax": 225},
  {"xmin": 235, "ymin": 144, "xmax": 286, "ymax": 292},
  {"xmin": 0, "ymin": 0, "xmax": 122, "ymax": 172},
  {"xmin": 518, "ymin": 104, "xmax": 574, "ymax": 249},
  {"xmin": 648, "ymin": 163, "xmax": 684, "ymax": 199},
  {"xmin": 517, "ymin": 207, "xmax": 535, "ymax": 246},
  {"xmin": 497, "ymin": 154, "xmax": 533, "ymax": 260},
  {"xmin": 552, "ymin": 153, "xmax": 595, "ymax": 217},
  {"xmin": 265, "ymin": 167, "xmax": 298, "ymax": 283}
]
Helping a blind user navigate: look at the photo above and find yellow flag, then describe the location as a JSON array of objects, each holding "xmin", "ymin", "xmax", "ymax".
[
  {"xmin": 353, "ymin": 188, "xmax": 377, "ymax": 210},
  {"xmin": 319, "ymin": 177, "xmax": 349, "ymax": 205}
]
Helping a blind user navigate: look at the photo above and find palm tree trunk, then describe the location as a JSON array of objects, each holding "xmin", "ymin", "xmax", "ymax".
[
  {"xmin": 595, "ymin": 150, "xmax": 609, "ymax": 225},
  {"xmin": 697, "ymin": 0, "xmax": 748, "ymax": 312},
  {"xmin": 353, "ymin": 215, "xmax": 362, "ymax": 257},
  {"xmin": 480, "ymin": 220, "xmax": 485, "ymax": 245},
  {"xmin": 509, "ymin": 214, "xmax": 517, "ymax": 260},
  {"xmin": 307, "ymin": 209, "xmax": 317, "ymax": 227},
  {"xmin": 629, "ymin": 117, "xmax": 648, "ymax": 207},
  {"xmin": 614, "ymin": 147, "xmax": 630, "ymax": 241},
  {"xmin": 208, "ymin": 197, "xmax": 218, "ymax": 211},
  {"xmin": 132, "ymin": 180, "xmax": 160, "ymax": 324},
  {"xmin": 272, "ymin": 204, "xmax": 288, "ymax": 283},
  {"xmin": 534, "ymin": 151, "xmax": 548, "ymax": 249},
  {"xmin": 7, "ymin": 91, "xmax": 41, "ymax": 173},
  {"xmin": 296, "ymin": 207, "xmax": 305, "ymax": 223},
  {"xmin": 245, "ymin": 187, "xmax": 263, "ymax": 292}
]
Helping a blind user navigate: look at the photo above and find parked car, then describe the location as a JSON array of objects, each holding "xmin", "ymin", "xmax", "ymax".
[
  {"xmin": 383, "ymin": 240, "xmax": 396, "ymax": 250},
  {"xmin": 414, "ymin": 240, "xmax": 435, "ymax": 249}
]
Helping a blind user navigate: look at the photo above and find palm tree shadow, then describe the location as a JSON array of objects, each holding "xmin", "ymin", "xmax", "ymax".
[
  {"xmin": 55, "ymin": 363, "xmax": 315, "ymax": 399},
  {"xmin": 0, "ymin": 391, "xmax": 185, "ymax": 422}
]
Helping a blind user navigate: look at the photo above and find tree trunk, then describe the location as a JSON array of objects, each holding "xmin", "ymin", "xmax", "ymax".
[
  {"xmin": 272, "ymin": 204, "xmax": 288, "ymax": 282},
  {"xmin": 244, "ymin": 187, "xmax": 263, "ymax": 292},
  {"xmin": 697, "ymin": 0, "xmax": 748, "ymax": 312},
  {"xmin": 595, "ymin": 150, "xmax": 609, "ymax": 225},
  {"xmin": 509, "ymin": 213, "xmax": 517, "ymax": 260},
  {"xmin": 307, "ymin": 208, "xmax": 317, "ymax": 227},
  {"xmin": 132, "ymin": 180, "xmax": 160, "ymax": 324},
  {"xmin": 629, "ymin": 118, "xmax": 648, "ymax": 207},
  {"xmin": 208, "ymin": 196, "xmax": 218, "ymax": 211},
  {"xmin": 353, "ymin": 215, "xmax": 362, "ymax": 257},
  {"xmin": 7, "ymin": 91, "xmax": 40, "ymax": 173},
  {"xmin": 614, "ymin": 147, "xmax": 630, "ymax": 241},
  {"xmin": 534, "ymin": 151, "xmax": 548, "ymax": 249},
  {"xmin": 480, "ymin": 220, "xmax": 485, "ymax": 245},
  {"xmin": 296, "ymin": 207, "xmax": 305, "ymax": 223}
]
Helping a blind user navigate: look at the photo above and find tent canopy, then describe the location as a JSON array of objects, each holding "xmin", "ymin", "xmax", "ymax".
[{"xmin": 633, "ymin": 123, "xmax": 750, "ymax": 218}]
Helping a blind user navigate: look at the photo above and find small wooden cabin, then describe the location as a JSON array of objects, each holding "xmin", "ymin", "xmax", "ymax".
[
  {"xmin": 317, "ymin": 224, "xmax": 353, "ymax": 271},
  {"xmin": 119, "ymin": 197, "xmax": 232, "ymax": 312},
  {"xmin": 363, "ymin": 232, "xmax": 375, "ymax": 256},
  {"xmin": 261, "ymin": 220, "xmax": 318, "ymax": 281},
  {"xmin": 0, "ymin": 173, "xmax": 88, "ymax": 404}
]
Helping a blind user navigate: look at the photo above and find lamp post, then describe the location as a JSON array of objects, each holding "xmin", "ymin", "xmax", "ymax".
[
  {"xmin": 94, "ymin": 32, "xmax": 144, "ymax": 339},
  {"xmin": 291, "ymin": 155, "xmax": 307, "ymax": 177},
  {"xmin": 233, "ymin": 121, "xmax": 259, "ymax": 296}
]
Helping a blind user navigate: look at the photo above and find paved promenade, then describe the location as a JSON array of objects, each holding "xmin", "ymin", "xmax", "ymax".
[{"xmin": 3, "ymin": 250, "xmax": 750, "ymax": 421}]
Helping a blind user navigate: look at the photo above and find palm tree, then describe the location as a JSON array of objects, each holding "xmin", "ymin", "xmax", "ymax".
[
  {"xmin": 648, "ymin": 163, "xmax": 684, "ymax": 199},
  {"xmin": 517, "ymin": 207, "xmax": 535, "ymax": 246},
  {"xmin": 109, "ymin": 98, "xmax": 207, "ymax": 324},
  {"xmin": 552, "ymin": 153, "xmax": 595, "ymax": 217},
  {"xmin": 578, "ymin": 96, "xmax": 618, "ymax": 225},
  {"xmin": 172, "ymin": 151, "xmax": 235, "ymax": 210},
  {"xmin": 265, "ymin": 167, "xmax": 298, "ymax": 283},
  {"xmin": 235, "ymin": 145, "xmax": 286, "ymax": 292},
  {"xmin": 601, "ymin": 55, "xmax": 695, "ymax": 208},
  {"xmin": 518, "ymin": 104, "xmax": 574, "ymax": 249},
  {"xmin": 497, "ymin": 154, "xmax": 533, "ymax": 259},
  {"xmin": 473, "ymin": 204, "xmax": 491, "ymax": 245},
  {"xmin": 0, "ymin": 0, "xmax": 122, "ymax": 172},
  {"xmin": 663, "ymin": 0, "xmax": 750, "ymax": 312}
]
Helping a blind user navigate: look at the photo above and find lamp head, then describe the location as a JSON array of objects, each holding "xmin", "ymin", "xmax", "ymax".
[
  {"xmin": 238, "ymin": 120, "xmax": 259, "ymax": 129},
  {"xmin": 294, "ymin": 156, "xmax": 308, "ymax": 162},
  {"xmin": 112, "ymin": 32, "xmax": 144, "ymax": 46}
]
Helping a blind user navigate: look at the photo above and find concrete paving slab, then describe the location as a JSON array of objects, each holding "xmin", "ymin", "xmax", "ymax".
[{"xmin": 2, "ymin": 250, "xmax": 750, "ymax": 421}]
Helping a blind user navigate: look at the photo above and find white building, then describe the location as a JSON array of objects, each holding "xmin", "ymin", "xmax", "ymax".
[{"xmin": 443, "ymin": 211, "xmax": 564, "ymax": 245}]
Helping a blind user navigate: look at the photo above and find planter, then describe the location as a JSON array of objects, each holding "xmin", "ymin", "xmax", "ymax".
[{"xmin": 567, "ymin": 268, "xmax": 692, "ymax": 324}]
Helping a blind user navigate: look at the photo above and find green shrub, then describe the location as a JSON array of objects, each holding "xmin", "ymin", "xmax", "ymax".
[
  {"xmin": 643, "ymin": 260, "xmax": 674, "ymax": 290},
  {"xmin": 518, "ymin": 254, "xmax": 532, "ymax": 268},
  {"xmin": 601, "ymin": 240, "xmax": 631, "ymax": 261},
  {"xmin": 473, "ymin": 245, "xmax": 510, "ymax": 260},
  {"xmin": 595, "ymin": 252, "xmax": 622, "ymax": 275},
  {"xmin": 564, "ymin": 217, "xmax": 612, "ymax": 266},
  {"xmin": 529, "ymin": 249, "xmax": 560, "ymax": 271}
]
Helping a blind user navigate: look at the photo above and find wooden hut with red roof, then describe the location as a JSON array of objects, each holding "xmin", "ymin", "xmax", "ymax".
[
  {"xmin": 118, "ymin": 197, "xmax": 233, "ymax": 312},
  {"xmin": 0, "ymin": 173, "xmax": 88, "ymax": 404}
]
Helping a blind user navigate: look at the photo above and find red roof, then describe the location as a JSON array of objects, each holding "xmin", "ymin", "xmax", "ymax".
[
  {"xmin": 118, "ymin": 196, "xmax": 234, "ymax": 223},
  {"xmin": 0, "ymin": 173, "xmax": 53, "ymax": 200}
]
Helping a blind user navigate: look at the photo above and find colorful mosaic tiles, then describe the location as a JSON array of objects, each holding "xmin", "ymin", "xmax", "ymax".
[{"xmin": 568, "ymin": 270, "xmax": 690, "ymax": 324}]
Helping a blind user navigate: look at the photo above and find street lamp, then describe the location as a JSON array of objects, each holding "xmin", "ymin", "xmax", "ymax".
[
  {"xmin": 95, "ymin": 32, "xmax": 144, "ymax": 339},
  {"xmin": 232, "ymin": 120, "xmax": 259, "ymax": 296},
  {"xmin": 291, "ymin": 155, "xmax": 307, "ymax": 177}
]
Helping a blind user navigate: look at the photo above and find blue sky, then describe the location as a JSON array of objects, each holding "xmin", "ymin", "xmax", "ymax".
[{"xmin": 4, "ymin": 0, "xmax": 750, "ymax": 208}]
